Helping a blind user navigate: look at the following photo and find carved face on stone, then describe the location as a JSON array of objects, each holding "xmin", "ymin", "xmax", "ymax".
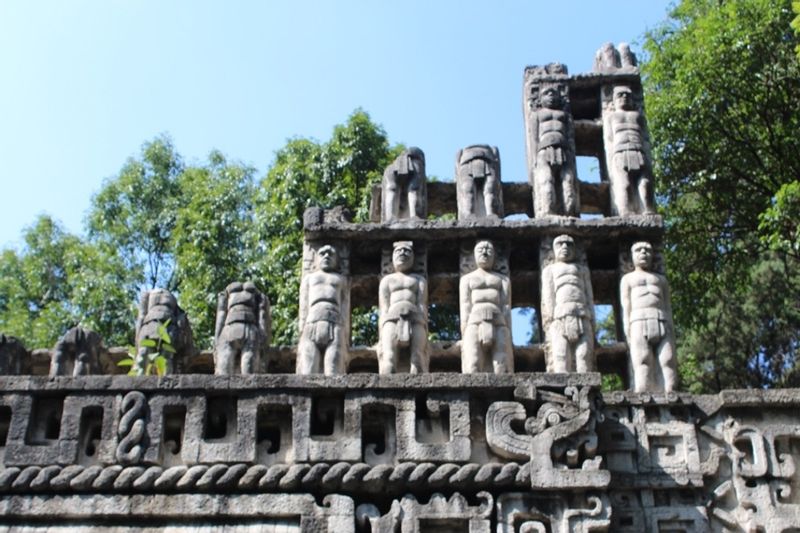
[
  {"xmin": 474, "ymin": 240, "xmax": 496, "ymax": 270},
  {"xmin": 316, "ymin": 245, "xmax": 338, "ymax": 272},
  {"xmin": 540, "ymin": 86, "xmax": 563, "ymax": 109},
  {"xmin": 553, "ymin": 235, "xmax": 576, "ymax": 263},
  {"xmin": 392, "ymin": 242, "xmax": 415, "ymax": 273},
  {"xmin": 631, "ymin": 241, "xmax": 653, "ymax": 269},
  {"xmin": 614, "ymin": 86, "xmax": 635, "ymax": 110}
]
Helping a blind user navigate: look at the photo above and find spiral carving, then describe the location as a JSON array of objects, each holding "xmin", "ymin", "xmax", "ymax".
[{"xmin": 115, "ymin": 391, "xmax": 149, "ymax": 465}]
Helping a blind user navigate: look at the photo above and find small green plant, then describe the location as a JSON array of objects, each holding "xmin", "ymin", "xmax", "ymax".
[{"xmin": 118, "ymin": 319, "xmax": 175, "ymax": 376}]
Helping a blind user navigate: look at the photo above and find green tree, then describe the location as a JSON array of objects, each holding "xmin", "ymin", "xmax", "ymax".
[
  {"xmin": 643, "ymin": 0, "xmax": 800, "ymax": 390},
  {"xmin": 250, "ymin": 109, "xmax": 402, "ymax": 344},
  {"xmin": 0, "ymin": 216, "xmax": 135, "ymax": 348}
]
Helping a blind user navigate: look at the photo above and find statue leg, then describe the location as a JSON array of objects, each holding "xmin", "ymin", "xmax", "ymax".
[
  {"xmin": 409, "ymin": 325, "xmax": 428, "ymax": 374},
  {"xmin": 628, "ymin": 322, "xmax": 654, "ymax": 392},
  {"xmin": 575, "ymin": 327, "xmax": 596, "ymax": 373},
  {"xmin": 383, "ymin": 183, "xmax": 399, "ymax": 221},
  {"xmin": 611, "ymin": 157, "xmax": 632, "ymax": 216},
  {"xmin": 296, "ymin": 334, "xmax": 321, "ymax": 375},
  {"xmin": 214, "ymin": 343, "xmax": 237, "ymax": 376},
  {"xmin": 323, "ymin": 326, "xmax": 344, "ymax": 375},
  {"xmin": 74, "ymin": 350, "xmax": 90, "ymax": 376},
  {"xmin": 535, "ymin": 166, "xmax": 557, "ymax": 216},
  {"xmin": 240, "ymin": 336, "xmax": 258, "ymax": 375},
  {"xmin": 135, "ymin": 346, "xmax": 149, "ymax": 375},
  {"xmin": 657, "ymin": 334, "xmax": 678, "ymax": 393},
  {"xmin": 408, "ymin": 189, "xmax": 421, "ymax": 219},
  {"xmin": 561, "ymin": 166, "xmax": 579, "ymax": 217},
  {"xmin": 50, "ymin": 345, "xmax": 66, "ymax": 377},
  {"xmin": 547, "ymin": 324, "xmax": 569, "ymax": 373},
  {"xmin": 485, "ymin": 177, "xmax": 500, "ymax": 218},
  {"xmin": 637, "ymin": 174, "xmax": 655, "ymax": 214},
  {"xmin": 458, "ymin": 180, "xmax": 475, "ymax": 219},
  {"xmin": 461, "ymin": 325, "xmax": 481, "ymax": 373},
  {"xmin": 492, "ymin": 325, "xmax": 514, "ymax": 374},
  {"xmin": 379, "ymin": 323, "xmax": 398, "ymax": 374}
]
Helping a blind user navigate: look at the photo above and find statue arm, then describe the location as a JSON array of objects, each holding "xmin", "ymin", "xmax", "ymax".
[
  {"xmin": 214, "ymin": 291, "xmax": 227, "ymax": 346},
  {"xmin": 259, "ymin": 293, "xmax": 271, "ymax": 347},
  {"xmin": 529, "ymin": 109, "xmax": 541, "ymax": 158},
  {"xmin": 298, "ymin": 275, "xmax": 309, "ymax": 333},
  {"xmin": 378, "ymin": 277, "xmax": 390, "ymax": 327},
  {"xmin": 417, "ymin": 276, "xmax": 428, "ymax": 323},
  {"xmin": 661, "ymin": 274, "xmax": 675, "ymax": 333},
  {"xmin": 541, "ymin": 267, "xmax": 554, "ymax": 329},
  {"xmin": 459, "ymin": 275, "xmax": 471, "ymax": 337},
  {"xmin": 135, "ymin": 292, "xmax": 149, "ymax": 337},
  {"xmin": 583, "ymin": 266, "xmax": 595, "ymax": 326},
  {"xmin": 502, "ymin": 275, "xmax": 512, "ymax": 331},
  {"xmin": 620, "ymin": 275, "xmax": 632, "ymax": 341}
]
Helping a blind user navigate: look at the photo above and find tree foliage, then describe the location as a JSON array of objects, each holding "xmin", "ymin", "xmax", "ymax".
[
  {"xmin": 0, "ymin": 216, "xmax": 134, "ymax": 348},
  {"xmin": 251, "ymin": 110, "xmax": 402, "ymax": 344},
  {"xmin": 643, "ymin": 0, "xmax": 800, "ymax": 390}
]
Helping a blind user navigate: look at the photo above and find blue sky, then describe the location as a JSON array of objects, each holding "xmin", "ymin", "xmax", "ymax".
[{"xmin": 0, "ymin": 1, "xmax": 673, "ymax": 341}]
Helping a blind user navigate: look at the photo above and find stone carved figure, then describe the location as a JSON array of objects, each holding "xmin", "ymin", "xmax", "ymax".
[
  {"xmin": 382, "ymin": 147, "xmax": 427, "ymax": 222},
  {"xmin": 214, "ymin": 281, "xmax": 271, "ymax": 375},
  {"xmin": 0, "ymin": 333, "xmax": 29, "ymax": 375},
  {"xmin": 378, "ymin": 241, "xmax": 428, "ymax": 374},
  {"xmin": 620, "ymin": 242, "xmax": 677, "ymax": 392},
  {"xmin": 455, "ymin": 145, "xmax": 503, "ymax": 219},
  {"xmin": 604, "ymin": 85, "xmax": 655, "ymax": 216},
  {"xmin": 297, "ymin": 244, "xmax": 349, "ymax": 375},
  {"xmin": 135, "ymin": 289, "xmax": 193, "ymax": 374},
  {"xmin": 528, "ymin": 83, "xmax": 579, "ymax": 217},
  {"xmin": 593, "ymin": 42, "xmax": 638, "ymax": 73},
  {"xmin": 50, "ymin": 326, "xmax": 103, "ymax": 376},
  {"xmin": 541, "ymin": 235, "xmax": 596, "ymax": 372},
  {"xmin": 459, "ymin": 240, "xmax": 513, "ymax": 373}
]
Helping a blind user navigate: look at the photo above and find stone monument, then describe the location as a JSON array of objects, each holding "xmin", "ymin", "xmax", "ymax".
[{"xmin": 0, "ymin": 43, "xmax": 796, "ymax": 533}]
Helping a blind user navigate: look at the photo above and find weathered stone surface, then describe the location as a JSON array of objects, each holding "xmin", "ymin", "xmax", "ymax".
[
  {"xmin": 456, "ymin": 144, "xmax": 503, "ymax": 220},
  {"xmin": 50, "ymin": 326, "xmax": 104, "ymax": 377},
  {"xmin": 135, "ymin": 289, "xmax": 194, "ymax": 374},
  {"xmin": 213, "ymin": 281, "xmax": 271, "ymax": 375},
  {"xmin": 382, "ymin": 148, "xmax": 427, "ymax": 222}
]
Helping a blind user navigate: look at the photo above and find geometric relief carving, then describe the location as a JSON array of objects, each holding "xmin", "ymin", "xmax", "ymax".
[
  {"xmin": 359, "ymin": 492, "xmax": 492, "ymax": 533},
  {"xmin": 497, "ymin": 492, "xmax": 611, "ymax": 533},
  {"xmin": 486, "ymin": 386, "xmax": 609, "ymax": 489}
]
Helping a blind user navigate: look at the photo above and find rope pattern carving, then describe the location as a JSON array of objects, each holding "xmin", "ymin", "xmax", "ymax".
[
  {"xmin": 115, "ymin": 391, "xmax": 148, "ymax": 465},
  {"xmin": 0, "ymin": 461, "xmax": 529, "ymax": 493}
]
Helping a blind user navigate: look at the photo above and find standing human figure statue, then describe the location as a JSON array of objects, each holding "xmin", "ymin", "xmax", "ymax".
[
  {"xmin": 297, "ymin": 244, "xmax": 349, "ymax": 375},
  {"xmin": 382, "ymin": 147, "xmax": 427, "ymax": 222},
  {"xmin": 604, "ymin": 85, "xmax": 655, "ymax": 216},
  {"xmin": 460, "ymin": 240, "xmax": 513, "ymax": 373},
  {"xmin": 50, "ymin": 326, "xmax": 103, "ymax": 376},
  {"xmin": 135, "ymin": 288, "xmax": 194, "ymax": 374},
  {"xmin": 620, "ymin": 242, "xmax": 677, "ymax": 393},
  {"xmin": 541, "ymin": 235, "xmax": 596, "ymax": 372},
  {"xmin": 456, "ymin": 145, "xmax": 503, "ymax": 219},
  {"xmin": 378, "ymin": 241, "xmax": 428, "ymax": 374},
  {"xmin": 529, "ymin": 84, "xmax": 579, "ymax": 217},
  {"xmin": 214, "ymin": 281, "xmax": 271, "ymax": 375}
]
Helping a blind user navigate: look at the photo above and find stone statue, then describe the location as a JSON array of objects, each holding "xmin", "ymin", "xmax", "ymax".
[
  {"xmin": 378, "ymin": 241, "xmax": 428, "ymax": 374},
  {"xmin": 382, "ymin": 147, "xmax": 427, "ymax": 222},
  {"xmin": 604, "ymin": 85, "xmax": 655, "ymax": 216},
  {"xmin": 214, "ymin": 281, "xmax": 271, "ymax": 375},
  {"xmin": 297, "ymin": 244, "xmax": 349, "ymax": 375},
  {"xmin": 620, "ymin": 241, "xmax": 677, "ymax": 393},
  {"xmin": 528, "ymin": 83, "xmax": 579, "ymax": 217},
  {"xmin": 0, "ymin": 333, "xmax": 29, "ymax": 375},
  {"xmin": 456, "ymin": 145, "xmax": 503, "ymax": 219},
  {"xmin": 541, "ymin": 235, "xmax": 595, "ymax": 372},
  {"xmin": 135, "ymin": 288, "xmax": 194, "ymax": 374},
  {"xmin": 50, "ymin": 326, "xmax": 103, "ymax": 376},
  {"xmin": 459, "ymin": 240, "xmax": 513, "ymax": 373},
  {"xmin": 593, "ymin": 42, "xmax": 638, "ymax": 73}
]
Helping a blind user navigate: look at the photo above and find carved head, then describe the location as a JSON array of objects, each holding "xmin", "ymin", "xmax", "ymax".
[
  {"xmin": 540, "ymin": 85, "xmax": 564, "ymax": 109},
  {"xmin": 553, "ymin": 235, "xmax": 576, "ymax": 263},
  {"xmin": 474, "ymin": 240, "xmax": 496, "ymax": 270},
  {"xmin": 148, "ymin": 288, "xmax": 177, "ymax": 310},
  {"xmin": 613, "ymin": 85, "xmax": 635, "ymax": 111},
  {"xmin": 316, "ymin": 245, "xmax": 339, "ymax": 272},
  {"xmin": 631, "ymin": 241, "xmax": 654, "ymax": 270},
  {"xmin": 392, "ymin": 241, "xmax": 415, "ymax": 273}
]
